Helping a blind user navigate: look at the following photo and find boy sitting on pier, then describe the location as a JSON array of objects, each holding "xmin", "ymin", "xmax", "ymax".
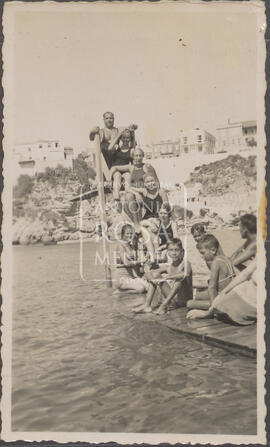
[
  {"xmin": 134, "ymin": 238, "xmax": 193, "ymax": 314},
  {"xmin": 186, "ymin": 234, "xmax": 236, "ymax": 312}
]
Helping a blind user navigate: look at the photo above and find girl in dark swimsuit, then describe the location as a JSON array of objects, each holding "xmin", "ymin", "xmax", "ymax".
[{"xmin": 109, "ymin": 129, "xmax": 134, "ymax": 202}]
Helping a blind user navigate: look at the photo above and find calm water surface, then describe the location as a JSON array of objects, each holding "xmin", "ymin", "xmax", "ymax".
[{"xmin": 12, "ymin": 235, "xmax": 256, "ymax": 434}]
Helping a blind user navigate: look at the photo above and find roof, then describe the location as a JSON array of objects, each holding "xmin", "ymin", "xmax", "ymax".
[
  {"xmin": 217, "ymin": 120, "xmax": 257, "ymax": 130},
  {"xmin": 242, "ymin": 120, "xmax": 257, "ymax": 128}
]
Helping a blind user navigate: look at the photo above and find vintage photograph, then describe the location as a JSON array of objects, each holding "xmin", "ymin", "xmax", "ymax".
[{"xmin": 1, "ymin": 1, "xmax": 266, "ymax": 444}]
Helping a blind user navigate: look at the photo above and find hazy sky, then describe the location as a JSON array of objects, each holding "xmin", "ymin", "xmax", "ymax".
[{"xmin": 7, "ymin": 2, "xmax": 264, "ymax": 152}]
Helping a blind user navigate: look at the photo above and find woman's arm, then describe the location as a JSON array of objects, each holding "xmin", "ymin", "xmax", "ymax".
[
  {"xmin": 108, "ymin": 130, "xmax": 125, "ymax": 151},
  {"xmin": 171, "ymin": 221, "xmax": 179, "ymax": 238},
  {"xmin": 211, "ymin": 258, "xmax": 256, "ymax": 301},
  {"xmin": 112, "ymin": 164, "xmax": 132, "ymax": 173},
  {"xmin": 159, "ymin": 188, "xmax": 169, "ymax": 204},
  {"xmin": 231, "ymin": 242, "xmax": 256, "ymax": 267},
  {"xmin": 144, "ymin": 164, "xmax": 160, "ymax": 189},
  {"xmin": 117, "ymin": 243, "xmax": 139, "ymax": 267}
]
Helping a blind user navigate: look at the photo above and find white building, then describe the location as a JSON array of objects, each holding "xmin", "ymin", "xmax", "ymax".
[
  {"xmin": 150, "ymin": 140, "xmax": 180, "ymax": 159},
  {"xmin": 216, "ymin": 120, "xmax": 257, "ymax": 153},
  {"xmin": 14, "ymin": 140, "xmax": 74, "ymax": 180},
  {"xmin": 179, "ymin": 129, "xmax": 216, "ymax": 155}
]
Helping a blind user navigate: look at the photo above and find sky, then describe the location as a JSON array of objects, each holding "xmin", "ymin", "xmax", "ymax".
[{"xmin": 6, "ymin": 2, "xmax": 264, "ymax": 153}]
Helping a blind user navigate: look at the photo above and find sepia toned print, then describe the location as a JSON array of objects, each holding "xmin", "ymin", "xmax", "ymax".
[{"xmin": 1, "ymin": 1, "xmax": 267, "ymax": 444}]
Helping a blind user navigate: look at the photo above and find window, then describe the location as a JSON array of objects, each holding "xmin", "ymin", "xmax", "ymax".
[
  {"xmin": 183, "ymin": 137, "xmax": 188, "ymax": 144},
  {"xmin": 48, "ymin": 144, "xmax": 51, "ymax": 148},
  {"xmin": 39, "ymin": 144, "xmax": 43, "ymax": 149},
  {"xmin": 184, "ymin": 146, "xmax": 188, "ymax": 153},
  {"xmin": 55, "ymin": 142, "xmax": 59, "ymax": 148},
  {"xmin": 197, "ymin": 135, "xmax": 202, "ymax": 142},
  {"xmin": 43, "ymin": 156, "xmax": 46, "ymax": 160},
  {"xmin": 28, "ymin": 147, "xmax": 31, "ymax": 151},
  {"xmin": 198, "ymin": 145, "xmax": 203, "ymax": 152}
]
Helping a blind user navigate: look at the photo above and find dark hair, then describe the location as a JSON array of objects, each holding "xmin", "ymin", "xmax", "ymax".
[
  {"xmin": 159, "ymin": 202, "xmax": 172, "ymax": 217},
  {"xmin": 197, "ymin": 234, "xmax": 219, "ymax": 251},
  {"xmin": 121, "ymin": 224, "xmax": 135, "ymax": 239},
  {"xmin": 191, "ymin": 223, "xmax": 205, "ymax": 235},
  {"xmin": 103, "ymin": 111, "xmax": 114, "ymax": 119},
  {"xmin": 167, "ymin": 238, "xmax": 183, "ymax": 250},
  {"xmin": 240, "ymin": 214, "xmax": 257, "ymax": 234},
  {"xmin": 120, "ymin": 129, "xmax": 132, "ymax": 139}
]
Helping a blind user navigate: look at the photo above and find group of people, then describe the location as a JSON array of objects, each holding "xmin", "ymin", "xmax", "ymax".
[{"xmin": 90, "ymin": 113, "xmax": 258, "ymax": 325}]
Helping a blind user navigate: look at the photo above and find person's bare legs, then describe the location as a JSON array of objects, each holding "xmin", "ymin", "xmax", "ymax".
[
  {"xmin": 186, "ymin": 289, "xmax": 210, "ymax": 310},
  {"xmin": 140, "ymin": 227, "xmax": 156, "ymax": 263},
  {"xmin": 123, "ymin": 192, "xmax": 142, "ymax": 227},
  {"xmin": 133, "ymin": 282, "xmax": 156, "ymax": 313},
  {"xmin": 112, "ymin": 171, "xmax": 122, "ymax": 201},
  {"xmin": 122, "ymin": 172, "xmax": 131, "ymax": 191},
  {"xmin": 155, "ymin": 281, "xmax": 182, "ymax": 315}
]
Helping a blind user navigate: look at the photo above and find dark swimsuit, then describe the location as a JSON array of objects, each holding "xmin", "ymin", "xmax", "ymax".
[
  {"xmin": 143, "ymin": 193, "xmax": 163, "ymax": 219},
  {"xmin": 112, "ymin": 148, "xmax": 132, "ymax": 167},
  {"xmin": 158, "ymin": 222, "xmax": 174, "ymax": 245}
]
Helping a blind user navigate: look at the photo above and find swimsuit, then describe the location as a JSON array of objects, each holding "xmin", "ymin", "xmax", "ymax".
[
  {"xmin": 143, "ymin": 193, "xmax": 163, "ymax": 219},
  {"xmin": 111, "ymin": 147, "xmax": 132, "ymax": 167},
  {"xmin": 158, "ymin": 222, "xmax": 174, "ymax": 245},
  {"xmin": 130, "ymin": 166, "xmax": 145, "ymax": 189}
]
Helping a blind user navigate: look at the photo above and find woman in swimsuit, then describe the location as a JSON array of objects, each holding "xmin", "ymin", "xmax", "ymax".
[
  {"xmin": 123, "ymin": 148, "xmax": 167, "ymax": 226},
  {"xmin": 109, "ymin": 129, "xmax": 134, "ymax": 202},
  {"xmin": 187, "ymin": 258, "xmax": 257, "ymax": 325},
  {"xmin": 114, "ymin": 224, "xmax": 148, "ymax": 293},
  {"xmin": 230, "ymin": 214, "xmax": 256, "ymax": 271}
]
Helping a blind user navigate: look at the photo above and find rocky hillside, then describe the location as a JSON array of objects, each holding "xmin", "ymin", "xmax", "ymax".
[
  {"xmin": 188, "ymin": 154, "xmax": 256, "ymax": 196},
  {"xmin": 13, "ymin": 164, "xmax": 105, "ymax": 245}
]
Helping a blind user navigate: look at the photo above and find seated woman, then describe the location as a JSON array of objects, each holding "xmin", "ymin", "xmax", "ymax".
[
  {"xmin": 114, "ymin": 224, "xmax": 148, "ymax": 293},
  {"xmin": 187, "ymin": 258, "xmax": 257, "ymax": 325},
  {"xmin": 123, "ymin": 148, "xmax": 166, "ymax": 226},
  {"xmin": 140, "ymin": 202, "xmax": 178, "ymax": 262},
  {"xmin": 109, "ymin": 128, "xmax": 135, "ymax": 204},
  {"xmin": 134, "ymin": 174, "xmax": 169, "ymax": 263},
  {"xmin": 230, "ymin": 214, "xmax": 256, "ymax": 271}
]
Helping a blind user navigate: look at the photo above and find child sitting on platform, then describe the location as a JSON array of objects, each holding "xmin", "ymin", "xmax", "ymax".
[
  {"xmin": 186, "ymin": 234, "xmax": 236, "ymax": 312},
  {"xmin": 134, "ymin": 238, "xmax": 193, "ymax": 314},
  {"xmin": 114, "ymin": 224, "xmax": 148, "ymax": 293}
]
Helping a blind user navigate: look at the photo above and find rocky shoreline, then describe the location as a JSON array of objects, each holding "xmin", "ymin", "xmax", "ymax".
[{"xmin": 12, "ymin": 154, "xmax": 256, "ymax": 245}]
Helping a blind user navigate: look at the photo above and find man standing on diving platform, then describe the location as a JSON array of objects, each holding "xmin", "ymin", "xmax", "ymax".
[{"xmin": 89, "ymin": 111, "xmax": 137, "ymax": 179}]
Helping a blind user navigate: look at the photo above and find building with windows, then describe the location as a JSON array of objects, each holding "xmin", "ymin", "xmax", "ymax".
[
  {"xmin": 179, "ymin": 129, "xmax": 216, "ymax": 155},
  {"xmin": 150, "ymin": 140, "xmax": 180, "ymax": 159},
  {"xmin": 216, "ymin": 120, "xmax": 257, "ymax": 153},
  {"xmin": 14, "ymin": 140, "xmax": 74, "ymax": 180}
]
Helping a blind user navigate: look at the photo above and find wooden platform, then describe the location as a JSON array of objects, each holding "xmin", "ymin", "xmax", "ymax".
[{"xmin": 114, "ymin": 294, "xmax": 256, "ymax": 358}]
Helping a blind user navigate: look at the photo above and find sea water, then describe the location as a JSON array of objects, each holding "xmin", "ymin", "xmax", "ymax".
[{"xmin": 12, "ymin": 236, "xmax": 256, "ymax": 434}]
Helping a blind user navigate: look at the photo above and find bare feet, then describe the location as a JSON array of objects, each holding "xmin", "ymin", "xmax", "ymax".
[
  {"xmin": 133, "ymin": 304, "xmax": 152, "ymax": 313},
  {"xmin": 154, "ymin": 305, "xmax": 167, "ymax": 315},
  {"xmin": 186, "ymin": 309, "xmax": 211, "ymax": 320}
]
